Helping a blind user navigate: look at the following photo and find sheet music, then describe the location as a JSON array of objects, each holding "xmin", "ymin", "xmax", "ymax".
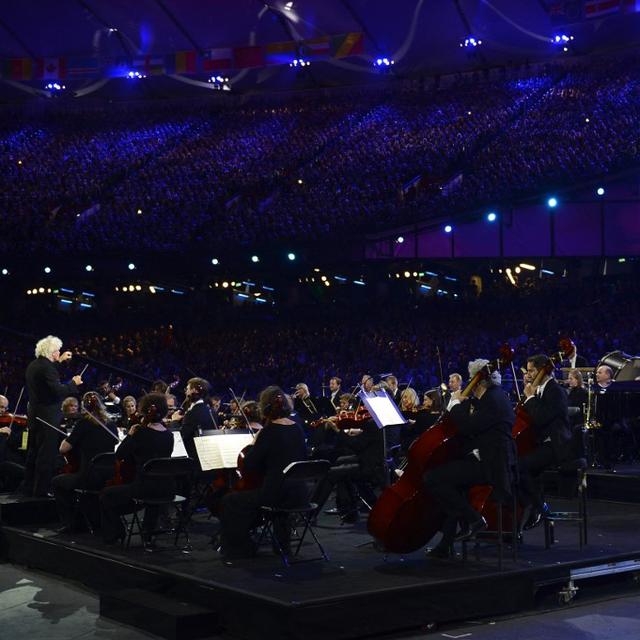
[
  {"xmin": 360, "ymin": 390, "xmax": 408, "ymax": 429},
  {"xmin": 194, "ymin": 433, "xmax": 254, "ymax": 471},
  {"xmin": 172, "ymin": 432, "xmax": 188, "ymax": 458}
]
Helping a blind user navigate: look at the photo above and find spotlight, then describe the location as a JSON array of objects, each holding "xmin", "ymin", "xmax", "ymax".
[
  {"xmin": 222, "ymin": 281, "xmax": 229, "ymax": 288},
  {"xmin": 403, "ymin": 271, "xmax": 411, "ymax": 278},
  {"xmin": 127, "ymin": 70, "xmax": 145, "ymax": 79},
  {"xmin": 85, "ymin": 264, "xmax": 93, "ymax": 272},
  {"xmin": 297, "ymin": 179, "xmax": 303, "ymax": 185},
  {"xmin": 137, "ymin": 209, "xmax": 143, "ymax": 215},
  {"xmin": 251, "ymin": 255, "xmax": 259, "ymax": 263},
  {"xmin": 373, "ymin": 57, "xmax": 394, "ymax": 67},
  {"xmin": 515, "ymin": 266, "xmax": 521, "ymax": 274},
  {"xmin": 596, "ymin": 187, "xmax": 605, "ymax": 196},
  {"xmin": 287, "ymin": 253, "xmax": 296, "ymax": 261},
  {"xmin": 45, "ymin": 82, "xmax": 66, "ymax": 91},
  {"xmin": 460, "ymin": 36, "xmax": 482, "ymax": 48},
  {"xmin": 135, "ymin": 285, "xmax": 142, "ymax": 291},
  {"xmin": 547, "ymin": 197, "xmax": 558, "ymax": 208},
  {"xmin": 519, "ymin": 263, "xmax": 536, "ymax": 271},
  {"xmin": 444, "ymin": 225, "xmax": 453, "ymax": 233},
  {"xmin": 486, "ymin": 212, "xmax": 497, "ymax": 222},
  {"xmin": 289, "ymin": 59, "xmax": 310, "ymax": 68},
  {"xmin": 128, "ymin": 263, "xmax": 136, "ymax": 271},
  {"xmin": 44, "ymin": 266, "xmax": 51, "ymax": 274},
  {"xmin": 396, "ymin": 236, "xmax": 404, "ymax": 244},
  {"xmin": 1, "ymin": 268, "xmax": 8, "ymax": 275},
  {"xmin": 38, "ymin": 287, "xmax": 45, "ymax": 293},
  {"xmin": 211, "ymin": 258, "xmax": 219, "ymax": 265}
]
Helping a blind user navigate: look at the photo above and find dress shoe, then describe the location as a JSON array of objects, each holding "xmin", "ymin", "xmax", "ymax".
[
  {"xmin": 454, "ymin": 516, "xmax": 487, "ymax": 542},
  {"xmin": 522, "ymin": 503, "xmax": 549, "ymax": 531}
]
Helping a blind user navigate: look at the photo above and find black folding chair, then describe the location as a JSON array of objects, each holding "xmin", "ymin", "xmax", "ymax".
[
  {"xmin": 255, "ymin": 459, "xmax": 331, "ymax": 566},
  {"xmin": 125, "ymin": 457, "xmax": 195, "ymax": 550},
  {"xmin": 72, "ymin": 451, "xmax": 116, "ymax": 534}
]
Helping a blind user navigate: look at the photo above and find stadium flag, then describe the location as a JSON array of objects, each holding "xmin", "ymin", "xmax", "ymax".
[
  {"xmin": 331, "ymin": 32, "xmax": 364, "ymax": 58},
  {"xmin": 67, "ymin": 57, "xmax": 100, "ymax": 77},
  {"xmin": 133, "ymin": 55, "xmax": 166, "ymax": 76},
  {"xmin": 264, "ymin": 40, "xmax": 297, "ymax": 65},
  {"xmin": 36, "ymin": 58, "xmax": 67, "ymax": 80},
  {"xmin": 202, "ymin": 48, "xmax": 233, "ymax": 71},
  {"xmin": 174, "ymin": 50, "xmax": 197, "ymax": 74},
  {"xmin": 300, "ymin": 37, "xmax": 331, "ymax": 59},
  {"xmin": 234, "ymin": 46, "xmax": 265, "ymax": 69},
  {"xmin": 1, "ymin": 58, "xmax": 34, "ymax": 80}
]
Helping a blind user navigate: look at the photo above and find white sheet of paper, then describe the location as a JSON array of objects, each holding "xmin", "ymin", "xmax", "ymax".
[
  {"xmin": 193, "ymin": 433, "xmax": 254, "ymax": 471},
  {"xmin": 365, "ymin": 395, "xmax": 407, "ymax": 427},
  {"xmin": 172, "ymin": 432, "xmax": 188, "ymax": 458}
]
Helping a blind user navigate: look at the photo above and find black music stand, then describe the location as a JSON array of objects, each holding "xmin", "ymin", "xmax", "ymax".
[{"xmin": 358, "ymin": 389, "xmax": 407, "ymax": 487}]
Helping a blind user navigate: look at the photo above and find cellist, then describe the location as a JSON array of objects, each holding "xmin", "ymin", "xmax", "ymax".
[
  {"xmin": 518, "ymin": 354, "xmax": 572, "ymax": 530},
  {"xmin": 423, "ymin": 359, "xmax": 516, "ymax": 558}
]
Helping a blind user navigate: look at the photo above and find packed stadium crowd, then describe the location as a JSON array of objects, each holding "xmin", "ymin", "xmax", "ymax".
[
  {"xmin": 1, "ymin": 274, "xmax": 638, "ymax": 402},
  {"xmin": 1, "ymin": 54, "xmax": 639, "ymax": 255}
]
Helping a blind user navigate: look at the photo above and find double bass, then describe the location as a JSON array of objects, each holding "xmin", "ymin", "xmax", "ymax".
[{"xmin": 368, "ymin": 345, "xmax": 513, "ymax": 554}]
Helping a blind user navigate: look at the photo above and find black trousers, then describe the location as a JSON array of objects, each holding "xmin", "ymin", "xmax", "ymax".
[
  {"xmin": 423, "ymin": 455, "xmax": 488, "ymax": 545},
  {"xmin": 518, "ymin": 443, "xmax": 557, "ymax": 509},
  {"xmin": 52, "ymin": 470, "xmax": 109, "ymax": 528},
  {"xmin": 313, "ymin": 460, "xmax": 378, "ymax": 516},
  {"xmin": 22, "ymin": 426, "xmax": 61, "ymax": 497}
]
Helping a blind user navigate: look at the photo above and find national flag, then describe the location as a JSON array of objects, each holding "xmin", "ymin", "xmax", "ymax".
[
  {"xmin": 36, "ymin": 58, "xmax": 67, "ymax": 80},
  {"xmin": 585, "ymin": 0, "xmax": 620, "ymax": 18},
  {"xmin": 67, "ymin": 57, "xmax": 100, "ymax": 77},
  {"xmin": 264, "ymin": 40, "xmax": 297, "ymax": 65},
  {"xmin": 331, "ymin": 32, "xmax": 364, "ymax": 59},
  {"xmin": 174, "ymin": 50, "xmax": 197, "ymax": 74},
  {"xmin": 202, "ymin": 48, "xmax": 233, "ymax": 71},
  {"xmin": 133, "ymin": 55, "xmax": 166, "ymax": 76},
  {"xmin": 300, "ymin": 37, "xmax": 331, "ymax": 59},
  {"xmin": 1, "ymin": 58, "xmax": 34, "ymax": 80},
  {"xmin": 234, "ymin": 46, "xmax": 264, "ymax": 69}
]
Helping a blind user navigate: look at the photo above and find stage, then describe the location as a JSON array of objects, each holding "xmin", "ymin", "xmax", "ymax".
[{"xmin": 2, "ymin": 474, "xmax": 640, "ymax": 640}]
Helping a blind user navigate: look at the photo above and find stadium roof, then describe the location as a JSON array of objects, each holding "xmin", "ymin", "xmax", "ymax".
[{"xmin": 1, "ymin": 0, "xmax": 639, "ymax": 93}]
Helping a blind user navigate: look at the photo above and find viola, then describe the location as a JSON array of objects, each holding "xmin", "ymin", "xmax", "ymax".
[{"xmin": 367, "ymin": 344, "xmax": 513, "ymax": 554}]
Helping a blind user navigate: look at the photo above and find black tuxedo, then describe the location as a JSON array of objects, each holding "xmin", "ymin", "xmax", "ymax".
[
  {"xmin": 178, "ymin": 400, "xmax": 216, "ymax": 460},
  {"xmin": 23, "ymin": 356, "xmax": 79, "ymax": 496},
  {"xmin": 519, "ymin": 378, "xmax": 572, "ymax": 510}
]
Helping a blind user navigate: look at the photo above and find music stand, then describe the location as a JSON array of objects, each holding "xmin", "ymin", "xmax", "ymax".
[{"xmin": 358, "ymin": 389, "xmax": 407, "ymax": 487}]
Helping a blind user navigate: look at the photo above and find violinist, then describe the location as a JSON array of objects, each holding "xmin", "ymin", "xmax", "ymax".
[
  {"xmin": 238, "ymin": 401, "xmax": 263, "ymax": 432},
  {"xmin": 385, "ymin": 376, "xmax": 401, "ymax": 405},
  {"xmin": 96, "ymin": 380, "xmax": 122, "ymax": 418},
  {"xmin": 561, "ymin": 340, "xmax": 589, "ymax": 369},
  {"xmin": 400, "ymin": 389, "xmax": 440, "ymax": 453},
  {"xmin": 170, "ymin": 378, "xmax": 215, "ymax": 459},
  {"xmin": 519, "ymin": 354, "xmax": 572, "ymax": 530},
  {"xmin": 51, "ymin": 392, "xmax": 118, "ymax": 533},
  {"xmin": 61, "ymin": 396, "xmax": 81, "ymax": 433},
  {"xmin": 219, "ymin": 386, "xmax": 307, "ymax": 559},
  {"xmin": 444, "ymin": 373, "xmax": 463, "ymax": 411},
  {"xmin": 100, "ymin": 393, "xmax": 174, "ymax": 545},
  {"xmin": 0, "ymin": 394, "xmax": 27, "ymax": 492},
  {"xmin": 293, "ymin": 383, "xmax": 321, "ymax": 431},
  {"xmin": 423, "ymin": 360, "xmax": 515, "ymax": 558},
  {"xmin": 328, "ymin": 377, "xmax": 342, "ymax": 412},
  {"xmin": 117, "ymin": 395, "xmax": 138, "ymax": 435},
  {"xmin": 361, "ymin": 375, "xmax": 375, "ymax": 395},
  {"xmin": 23, "ymin": 335, "xmax": 83, "ymax": 498}
]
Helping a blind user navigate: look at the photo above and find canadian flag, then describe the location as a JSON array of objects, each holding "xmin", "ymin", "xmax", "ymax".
[{"xmin": 37, "ymin": 58, "xmax": 67, "ymax": 79}]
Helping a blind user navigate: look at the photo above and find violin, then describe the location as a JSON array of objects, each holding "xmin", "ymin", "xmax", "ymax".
[{"xmin": 0, "ymin": 414, "xmax": 28, "ymax": 428}]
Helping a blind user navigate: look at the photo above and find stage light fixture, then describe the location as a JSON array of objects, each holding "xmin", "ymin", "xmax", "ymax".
[
  {"xmin": 597, "ymin": 187, "xmax": 605, "ymax": 196},
  {"xmin": 289, "ymin": 59, "xmax": 310, "ymax": 67},
  {"xmin": 461, "ymin": 36, "xmax": 482, "ymax": 48},
  {"xmin": 373, "ymin": 57, "xmax": 394, "ymax": 67},
  {"xmin": 251, "ymin": 255, "xmax": 259, "ymax": 263},
  {"xmin": 547, "ymin": 197, "xmax": 558, "ymax": 208},
  {"xmin": 44, "ymin": 267, "xmax": 51, "ymax": 274},
  {"xmin": 486, "ymin": 212, "xmax": 497, "ymax": 222},
  {"xmin": 396, "ymin": 236, "xmax": 404, "ymax": 244},
  {"xmin": 85, "ymin": 264, "xmax": 93, "ymax": 272},
  {"xmin": 128, "ymin": 263, "xmax": 136, "ymax": 271},
  {"xmin": 211, "ymin": 258, "xmax": 219, "ymax": 265},
  {"xmin": 519, "ymin": 263, "xmax": 536, "ymax": 271},
  {"xmin": 1, "ymin": 268, "xmax": 8, "ymax": 275},
  {"xmin": 287, "ymin": 253, "xmax": 296, "ymax": 261},
  {"xmin": 127, "ymin": 70, "xmax": 146, "ymax": 79},
  {"xmin": 444, "ymin": 225, "xmax": 453, "ymax": 233}
]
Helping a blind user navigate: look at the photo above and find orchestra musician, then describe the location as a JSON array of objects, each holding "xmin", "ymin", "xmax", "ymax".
[
  {"xmin": 170, "ymin": 378, "xmax": 216, "ymax": 459},
  {"xmin": 96, "ymin": 380, "xmax": 122, "ymax": 417},
  {"xmin": 562, "ymin": 340, "xmax": 589, "ymax": 369},
  {"xmin": 61, "ymin": 396, "xmax": 81, "ymax": 432},
  {"xmin": 444, "ymin": 373, "xmax": 463, "ymax": 411},
  {"xmin": 0, "ymin": 394, "xmax": 27, "ymax": 492},
  {"xmin": 328, "ymin": 377, "xmax": 342, "ymax": 413},
  {"xmin": 423, "ymin": 360, "xmax": 515, "ymax": 558},
  {"xmin": 293, "ymin": 383, "xmax": 321, "ymax": 431},
  {"xmin": 22, "ymin": 336, "xmax": 83, "ymax": 498},
  {"xmin": 100, "ymin": 393, "xmax": 174, "ymax": 544},
  {"xmin": 118, "ymin": 395, "xmax": 138, "ymax": 434},
  {"xmin": 219, "ymin": 386, "xmax": 307, "ymax": 559},
  {"xmin": 51, "ymin": 392, "xmax": 118, "ymax": 533},
  {"xmin": 385, "ymin": 376, "xmax": 401, "ymax": 405},
  {"xmin": 594, "ymin": 364, "xmax": 625, "ymax": 471},
  {"xmin": 567, "ymin": 369, "xmax": 588, "ymax": 426},
  {"xmin": 361, "ymin": 375, "xmax": 375, "ymax": 394},
  {"xmin": 399, "ymin": 388, "xmax": 437, "ymax": 453},
  {"xmin": 519, "ymin": 354, "xmax": 572, "ymax": 529}
]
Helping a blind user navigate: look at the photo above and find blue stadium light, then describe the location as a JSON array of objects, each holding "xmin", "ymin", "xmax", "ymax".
[
  {"xmin": 547, "ymin": 197, "xmax": 558, "ymax": 208},
  {"xmin": 596, "ymin": 187, "xmax": 605, "ymax": 196},
  {"xmin": 460, "ymin": 36, "xmax": 482, "ymax": 48},
  {"xmin": 126, "ymin": 70, "xmax": 146, "ymax": 79},
  {"xmin": 251, "ymin": 255, "xmax": 260, "ymax": 263},
  {"xmin": 373, "ymin": 57, "xmax": 394, "ymax": 67},
  {"xmin": 444, "ymin": 225, "xmax": 453, "ymax": 233},
  {"xmin": 44, "ymin": 266, "xmax": 51, "ymax": 274},
  {"xmin": 289, "ymin": 59, "xmax": 310, "ymax": 68},
  {"xmin": 128, "ymin": 262, "xmax": 136, "ymax": 271},
  {"xmin": 553, "ymin": 34, "xmax": 574, "ymax": 44},
  {"xmin": 85, "ymin": 264, "xmax": 93, "ymax": 272},
  {"xmin": 287, "ymin": 252, "xmax": 296, "ymax": 261},
  {"xmin": 396, "ymin": 236, "xmax": 404, "ymax": 244},
  {"xmin": 486, "ymin": 212, "xmax": 497, "ymax": 222},
  {"xmin": 60, "ymin": 299, "xmax": 73, "ymax": 305},
  {"xmin": 211, "ymin": 258, "xmax": 219, "ymax": 265},
  {"xmin": 45, "ymin": 83, "xmax": 66, "ymax": 91}
]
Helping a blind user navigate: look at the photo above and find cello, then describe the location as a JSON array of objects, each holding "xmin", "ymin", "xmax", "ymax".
[{"xmin": 367, "ymin": 345, "xmax": 513, "ymax": 554}]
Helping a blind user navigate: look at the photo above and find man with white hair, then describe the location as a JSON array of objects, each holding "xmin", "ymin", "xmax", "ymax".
[
  {"xmin": 22, "ymin": 336, "xmax": 83, "ymax": 497},
  {"xmin": 423, "ymin": 358, "xmax": 515, "ymax": 558}
]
